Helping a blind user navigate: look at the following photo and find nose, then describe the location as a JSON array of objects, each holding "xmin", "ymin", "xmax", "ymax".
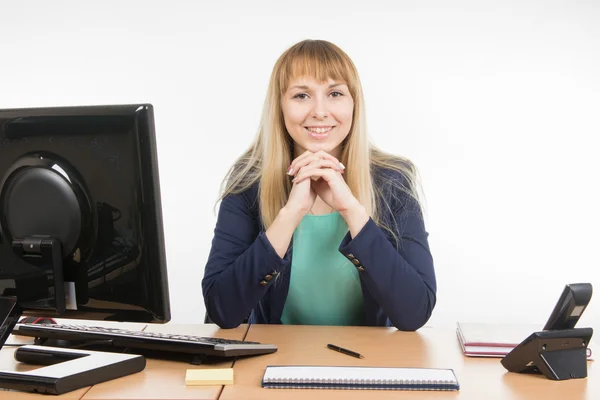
[{"xmin": 311, "ymin": 98, "xmax": 329, "ymax": 119}]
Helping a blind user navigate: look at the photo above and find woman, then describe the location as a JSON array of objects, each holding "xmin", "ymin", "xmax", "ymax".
[{"xmin": 202, "ymin": 39, "xmax": 436, "ymax": 331}]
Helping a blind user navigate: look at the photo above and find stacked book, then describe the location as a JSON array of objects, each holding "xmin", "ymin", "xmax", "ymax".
[{"xmin": 456, "ymin": 322, "xmax": 593, "ymax": 359}]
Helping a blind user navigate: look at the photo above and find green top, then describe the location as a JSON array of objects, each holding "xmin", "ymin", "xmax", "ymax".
[{"xmin": 281, "ymin": 212, "xmax": 365, "ymax": 326}]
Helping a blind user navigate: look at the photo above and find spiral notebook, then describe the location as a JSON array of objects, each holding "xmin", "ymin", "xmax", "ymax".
[{"xmin": 261, "ymin": 365, "xmax": 460, "ymax": 391}]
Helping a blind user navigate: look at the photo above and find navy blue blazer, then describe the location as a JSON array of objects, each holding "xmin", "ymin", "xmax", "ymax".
[{"xmin": 202, "ymin": 167, "xmax": 437, "ymax": 331}]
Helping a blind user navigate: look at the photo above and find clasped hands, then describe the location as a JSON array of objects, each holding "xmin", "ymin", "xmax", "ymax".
[{"xmin": 285, "ymin": 150, "xmax": 362, "ymax": 218}]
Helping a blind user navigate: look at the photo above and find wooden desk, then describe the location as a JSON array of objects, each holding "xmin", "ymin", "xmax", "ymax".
[
  {"xmin": 220, "ymin": 325, "xmax": 598, "ymax": 400},
  {"xmin": 81, "ymin": 324, "xmax": 249, "ymax": 400}
]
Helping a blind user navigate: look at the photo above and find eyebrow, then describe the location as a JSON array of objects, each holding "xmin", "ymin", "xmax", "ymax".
[{"xmin": 289, "ymin": 82, "xmax": 347, "ymax": 91}]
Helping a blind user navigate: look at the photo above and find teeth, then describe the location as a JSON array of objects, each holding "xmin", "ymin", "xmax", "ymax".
[{"xmin": 307, "ymin": 127, "xmax": 332, "ymax": 134}]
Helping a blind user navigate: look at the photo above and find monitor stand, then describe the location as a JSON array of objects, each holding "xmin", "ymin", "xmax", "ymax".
[{"xmin": 0, "ymin": 297, "xmax": 146, "ymax": 395}]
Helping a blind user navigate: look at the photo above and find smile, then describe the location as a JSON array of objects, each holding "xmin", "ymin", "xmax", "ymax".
[
  {"xmin": 305, "ymin": 126, "xmax": 334, "ymax": 139},
  {"xmin": 305, "ymin": 126, "xmax": 334, "ymax": 134}
]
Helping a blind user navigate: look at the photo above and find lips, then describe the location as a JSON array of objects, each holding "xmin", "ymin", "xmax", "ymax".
[
  {"xmin": 305, "ymin": 126, "xmax": 334, "ymax": 139},
  {"xmin": 305, "ymin": 126, "xmax": 334, "ymax": 134}
]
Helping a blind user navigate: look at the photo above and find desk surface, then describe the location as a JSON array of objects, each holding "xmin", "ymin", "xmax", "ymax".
[
  {"xmin": 220, "ymin": 324, "xmax": 598, "ymax": 400},
  {"xmin": 81, "ymin": 324, "xmax": 248, "ymax": 400},
  {"xmin": 3, "ymin": 324, "xmax": 597, "ymax": 399}
]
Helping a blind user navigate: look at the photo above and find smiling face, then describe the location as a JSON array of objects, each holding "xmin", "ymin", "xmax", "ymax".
[{"xmin": 281, "ymin": 77, "xmax": 354, "ymax": 159}]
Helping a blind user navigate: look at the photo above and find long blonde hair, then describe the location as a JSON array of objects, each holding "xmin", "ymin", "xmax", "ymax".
[{"xmin": 219, "ymin": 39, "xmax": 422, "ymax": 243}]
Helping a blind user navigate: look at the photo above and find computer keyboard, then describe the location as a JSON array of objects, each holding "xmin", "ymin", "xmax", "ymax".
[{"xmin": 13, "ymin": 323, "xmax": 277, "ymax": 357}]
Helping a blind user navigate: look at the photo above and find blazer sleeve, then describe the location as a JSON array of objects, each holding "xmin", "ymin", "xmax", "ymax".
[
  {"xmin": 338, "ymin": 178, "xmax": 437, "ymax": 331},
  {"xmin": 202, "ymin": 188, "xmax": 291, "ymax": 328}
]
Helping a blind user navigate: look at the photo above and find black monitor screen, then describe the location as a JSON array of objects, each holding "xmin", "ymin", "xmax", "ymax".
[{"xmin": 0, "ymin": 104, "xmax": 170, "ymax": 323}]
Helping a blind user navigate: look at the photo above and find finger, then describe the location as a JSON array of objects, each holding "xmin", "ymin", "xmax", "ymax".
[
  {"xmin": 314, "ymin": 150, "xmax": 344, "ymax": 170},
  {"xmin": 307, "ymin": 159, "xmax": 344, "ymax": 173},
  {"xmin": 293, "ymin": 167, "xmax": 337, "ymax": 184},
  {"xmin": 289, "ymin": 150, "xmax": 343, "ymax": 175},
  {"xmin": 305, "ymin": 159, "xmax": 344, "ymax": 181},
  {"xmin": 293, "ymin": 166, "xmax": 339, "ymax": 184},
  {"xmin": 289, "ymin": 152, "xmax": 344, "ymax": 176},
  {"xmin": 288, "ymin": 153, "xmax": 321, "ymax": 176},
  {"xmin": 293, "ymin": 160, "xmax": 342, "ymax": 181},
  {"xmin": 288, "ymin": 151, "xmax": 316, "ymax": 176}
]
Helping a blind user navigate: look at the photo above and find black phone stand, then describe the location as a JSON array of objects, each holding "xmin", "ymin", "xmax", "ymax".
[
  {"xmin": 501, "ymin": 328, "xmax": 593, "ymax": 380},
  {"xmin": 1, "ymin": 297, "xmax": 146, "ymax": 395},
  {"xmin": 0, "ymin": 345, "xmax": 146, "ymax": 395}
]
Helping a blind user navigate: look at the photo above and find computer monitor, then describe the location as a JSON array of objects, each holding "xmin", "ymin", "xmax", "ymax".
[{"xmin": 0, "ymin": 103, "xmax": 170, "ymax": 344}]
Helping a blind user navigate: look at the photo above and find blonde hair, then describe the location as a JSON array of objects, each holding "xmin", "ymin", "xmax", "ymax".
[{"xmin": 219, "ymin": 39, "xmax": 422, "ymax": 244}]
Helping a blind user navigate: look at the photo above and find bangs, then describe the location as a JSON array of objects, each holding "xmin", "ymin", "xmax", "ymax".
[{"xmin": 277, "ymin": 40, "xmax": 357, "ymax": 95}]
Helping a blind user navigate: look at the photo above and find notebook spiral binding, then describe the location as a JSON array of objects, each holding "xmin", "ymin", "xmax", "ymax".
[{"xmin": 262, "ymin": 377, "xmax": 457, "ymax": 390}]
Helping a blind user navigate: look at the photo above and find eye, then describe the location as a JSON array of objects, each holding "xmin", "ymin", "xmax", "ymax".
[
  {"xmin": 330, "ymin": 91, "xmax": 344, "ymax": 98},
  {"xmin": 293, "ymin": 93, "xmax": 309, "ymax": 100}
]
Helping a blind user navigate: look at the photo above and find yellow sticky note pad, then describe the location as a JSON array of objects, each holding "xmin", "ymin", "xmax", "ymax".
[{"xmin": 185, "ymin": 368, "xmax": 234, "ymax": 385}]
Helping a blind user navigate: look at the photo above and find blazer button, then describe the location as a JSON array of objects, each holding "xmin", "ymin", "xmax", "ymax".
[
  {"xmin": 264, "ymin": 274, "xmax": 273, "ymax": 281},
  {"xmin": 348, "ymin": 253, "xmax": 355, "ymax": 259},
  {"xmin": 271, "ymin": 270, "xmax": 280, "ymax": 276},
  {"xmin": 352, "ymin": 259, "xmax": 360, "ymax": 265},
  {"xmin": 259, "ymin": 280, "xmax": 268, "ymax": 286},
  {"xmin": 357, "ymin": 266, "xmax": 365, "ymax": 272}
]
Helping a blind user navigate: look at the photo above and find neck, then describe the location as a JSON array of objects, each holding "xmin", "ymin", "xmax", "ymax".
[{"xmin": 310, "ymin": 196, "xmax": 334, "ymax": 215}]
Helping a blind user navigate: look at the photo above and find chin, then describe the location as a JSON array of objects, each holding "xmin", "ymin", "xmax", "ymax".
[{"xmin": 304, "ymin": 142, "xmax": 337, "ymax": 154}]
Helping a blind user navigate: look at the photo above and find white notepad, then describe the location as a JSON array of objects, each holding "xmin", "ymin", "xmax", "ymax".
[{"xmin": 262, "ymin": 365, "xmax": 459, "ymax": 391}]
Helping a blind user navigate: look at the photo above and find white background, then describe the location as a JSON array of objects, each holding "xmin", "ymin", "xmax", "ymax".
[{"xmin": 0, "ymin": 0, "xmax": 598, "ymax": 330}]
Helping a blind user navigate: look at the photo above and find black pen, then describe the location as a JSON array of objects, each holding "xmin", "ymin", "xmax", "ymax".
[{"xmin": 327, "ymin": 344, "xmax": 364, "ymax": 359}]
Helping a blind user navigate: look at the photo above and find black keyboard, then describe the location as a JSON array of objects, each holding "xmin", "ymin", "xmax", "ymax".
[{"xmin": 13, "ymin": 323, "xmax": 277, "ymax": 357}]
